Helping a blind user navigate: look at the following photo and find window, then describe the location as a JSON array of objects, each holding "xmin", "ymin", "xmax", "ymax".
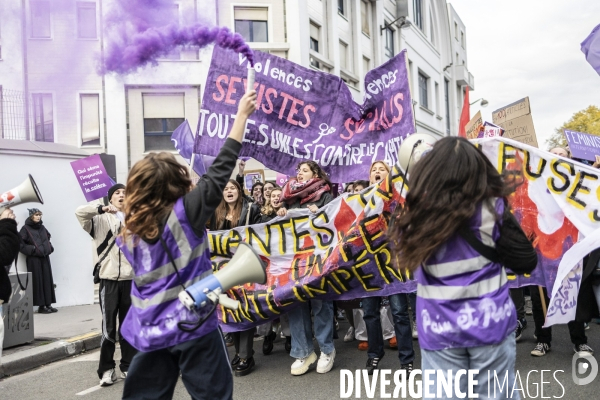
[
  {"xmin": 338, "ymin": 0, "xmax": 345, "ymax": 15},
  {"xmin": 32, "ymin": 94, "xmax": 53, "ymax": 142},
  {"xmin": 413, "ymin": 0, "xmax": 422, "ymax": 30},
  {"xmin": 142, "ymin": 94, "xmax": 185, "ymax": 151},
  {"xmin": 418, "ymin": 72, "xmax": 428, "ymax": 109},
  {"xmin": 339, "ymin": 41, "xmax": 348, "ymax": 71},
  {"xmin": 454, "ymin": 22, "xmax": 458, "ymax": 39},
  {"xmin": 360, "ymin": 1, "xmax": 369, "ymax": 36},
  {"xmin": 309, "ymin": 23, "xmax": 320, "ymax": 69},
  {"xmin": 81, "ymin": 94, "xmax": 100, "ymax": 146},
  {"xmin": 77, "ymin": 2, "xmax": 97, "ymax": 39},
  {"xmin": 363, "ymin": 56, "xmax": 370, "ymax": 74},
  {"xmin": 456, "ymin": 52, "xmax": 459, "ymax": 64},
  {"xmin": 234, "ymin": 7, "xmax": 268, "ymax": 42},
  {"xmin": 435, "ymin": 82, "xmax": 440, "ymax": 115},
  {"xmin": 460, "ymin": 31, "xmax": 465, "ymax": 48},
  {"xmin": 31, "ymin": 1, "xmax": 51, "ymax": 38},
  {"xmin": 444, "ymin": 79, "xmax": 450, "ymax": 134},
  {"xmin": 429, "ymin": 12, "xmax": 435, "ymax": 46},
  {"xmin": 384, "ymin": 26, "xmax": 394, "ymax": 60}
]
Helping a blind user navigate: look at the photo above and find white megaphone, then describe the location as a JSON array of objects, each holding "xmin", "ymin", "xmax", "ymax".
[
  {"xmin": 0, "ymin": 174, "xmax": 44, "ymax": 213},
  {"xmin": 398, "ymin": 133, "xmax": 437, "ymax": 174},
  {"xmin": 178, "ymin": 242, "xmax": 267, "ymax": 311}
]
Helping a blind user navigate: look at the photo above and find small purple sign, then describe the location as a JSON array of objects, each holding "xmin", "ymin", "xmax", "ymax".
[
  {"xmin": 275, "ymin": 172, "xmax": 288, "ymax": 187},
  {"xmin": 564, "ymin": 129, "xmax": 600, "ymax": 161},
  {"xmin": 70, "ymin": 154, "xmax": 114, "ymax": 201}
]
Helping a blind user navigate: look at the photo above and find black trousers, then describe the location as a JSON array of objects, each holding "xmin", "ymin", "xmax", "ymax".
[
  {"xmin": 122, "ymin": 328, "xmax": 233, "ymax": 400},
  {"xmin": 510, "ymin": 287, "xmax": 525, "ymax": 321},
  {"xmin": 232, "ymin": 327, "xmax": 255, "ymax": 359},
  {"xmin": 530, "ymin": 286, "xmax": 587, "ymax": 346},
  {"xmin": 98, "ymin": 279, "xmax": 137, "ymax": 378}
]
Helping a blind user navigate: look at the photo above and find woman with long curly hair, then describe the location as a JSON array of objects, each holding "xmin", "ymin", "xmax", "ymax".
[
  {"xmin": 278, "ymin": 160, "xmax": 336, "ymax": 376},
  {"xmin": 209, "ymin": 179, "xmax": 260, "ymax": 376},
  {"xmin": 388, "ymin": 137, "xmax": 536, "ymax": 399},
  {"xmin": 116, "ymin": 91, "xmax": 257, "ymax": 400}
]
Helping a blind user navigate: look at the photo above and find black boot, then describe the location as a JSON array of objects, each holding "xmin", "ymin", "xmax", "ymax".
[
  {"xmin": 262, "ymin": 331, "xmax": 276, "ymax": 355},
  {"xmin": 234, "ymin": 357, "xmax": 255, "ymax": 377},
  {"xmin": 231, "ymin": 354, "xmax": 241, "ymax": 367},
  {"xmin": 285, "ymin": 336, "xmax": 291, "ymax": 353},
  {"xmin": 38, "ymin": 306, "xmax": 52, "ymax": 314}
]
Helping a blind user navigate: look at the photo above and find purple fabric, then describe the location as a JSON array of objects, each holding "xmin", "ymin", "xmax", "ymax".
[
  {"xmin": 563, "ymin": 129, "xmax": 600, "ymax": 162},
  {"xmin": 70, "ymin": 155, "xmax": 115, "ymax": 201},
  {"xmin": 416, "ymin": 199, "xmax": 517, "ymax": 351},
  {"xmin": 581, "ymin": 24, "xmax": 600, "ymax": 75},
  {"xmin": 195, "ymin": 47, "xmax": 415, "ymax": 183},
  {"xmin": 171, "ymin": 120, "xmax": 208, "ymax": 175},
  {"xmin": 118, "ymin": 198, "xmax": 216, "ymax": 352}
]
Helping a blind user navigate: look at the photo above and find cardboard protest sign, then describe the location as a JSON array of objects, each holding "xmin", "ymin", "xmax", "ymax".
[
  {"xmin": 243, "ymin": 170, "xmax": 264, "ymax": 193},
  {"xmin": 196, "ymin": 47, "xmax": 415, "ymax": 183},
  {"xmin": 465, "ymin": 111, "xmax": 483, "ymax": 139},
  {"xmin": 70, "ymin": 154, "xmax": 114, "ymax": 202},
  {"xmin": 492, "ymin": 97, "xmax": 538, "ymax": 147},
  {"xmin": 563, "ymin": 129, "xmax": 600, "ymax": 161}
]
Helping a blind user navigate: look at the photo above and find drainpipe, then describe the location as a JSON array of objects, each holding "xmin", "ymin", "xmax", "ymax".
[{"xmin": 21, "ymin": 0, "xmax": 31, "ymax": 140}]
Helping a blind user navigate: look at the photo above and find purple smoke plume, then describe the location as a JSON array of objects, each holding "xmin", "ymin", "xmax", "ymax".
[{"xmin": 102, "ymin": 1, "xmax": 253, "ymax": 74}]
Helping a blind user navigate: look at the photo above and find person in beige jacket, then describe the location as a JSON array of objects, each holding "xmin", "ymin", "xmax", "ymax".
[{"xmin": 75, "ymin": 184, "xmax": 137, "ymax": 387}]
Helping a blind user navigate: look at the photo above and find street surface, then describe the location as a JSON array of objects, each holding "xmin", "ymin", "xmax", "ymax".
[{"xmin": 1, "ymin": 317, "xmax": 599, "ymax": 399}]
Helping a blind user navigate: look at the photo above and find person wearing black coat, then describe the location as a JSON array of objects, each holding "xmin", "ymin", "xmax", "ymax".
[
  {"xmin": 208, "ymin": 179, "xmax": 261, "ymax": 377},
  {"xmin": 1, "ymin": 208, "xmax": 21, "ymax": 360},
  {"xmin": 19, "ymin": 209, "xmax": 56, "ymax": 314}
]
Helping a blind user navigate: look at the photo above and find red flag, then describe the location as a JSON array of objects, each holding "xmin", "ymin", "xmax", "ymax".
[{"xmin": 458, "ymin": 86, "xmax": 470, "ymax": 138}]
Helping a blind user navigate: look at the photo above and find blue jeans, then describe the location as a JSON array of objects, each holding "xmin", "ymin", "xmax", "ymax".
[
  {"xmin": 421, "ymin": 333, "xmax": 519, "ymax": 400},
  {"xmin": 362, "ymin": 293, "xmax": 415, "ymax": 365},
  {"xmin": 288, "ymin": 300, "xmax": 334, "ymax": 359}
]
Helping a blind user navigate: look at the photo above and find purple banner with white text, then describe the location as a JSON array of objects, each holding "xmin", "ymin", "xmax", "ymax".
[{"xmin": 195, "ymin": 47, "xmax": 415, "ymax": 183}]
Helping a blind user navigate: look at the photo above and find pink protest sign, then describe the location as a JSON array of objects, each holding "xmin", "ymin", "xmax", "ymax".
[
  {"xmin": 275, "ymin": 173, "xmax": 289, "ymax": 187},
  {"xmin": 70, "ymin": 154, "xmax": 114, "ymax": 201}
]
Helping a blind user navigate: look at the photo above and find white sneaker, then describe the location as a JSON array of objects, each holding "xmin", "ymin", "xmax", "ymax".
[
  {"xmin": 291, "ymin": 352, "xmax": 317, "ymax": 376},
  {"xmin": 316, "ymin": 349, "xmax": 336, "ymax": 374},
  {"xmin": 344, "ymin": 327, "xmax": 355, "ymax": 342},
  {"xmin": 120, "ymin": 371, "xmax": 128, "ymax": 379},
  {"xmin": 100, "ymin": 368, "xmax": 116, "ymax": 386}
]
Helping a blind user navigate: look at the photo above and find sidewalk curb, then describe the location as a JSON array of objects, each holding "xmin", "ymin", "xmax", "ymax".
[{"xmin": 0, "ymin": 332, "xmax": 101, "ymax": 378}]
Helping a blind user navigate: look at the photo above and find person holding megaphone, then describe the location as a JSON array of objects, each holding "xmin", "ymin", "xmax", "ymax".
[{"xmin": 116, "ymin": 90, "xmax": 258, "ymax": 400}]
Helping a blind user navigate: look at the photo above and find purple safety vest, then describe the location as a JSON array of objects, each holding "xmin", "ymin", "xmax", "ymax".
[
  {"xmin": 118, "ymin": 198, "xmax": 215, "ymax": 352},
  {"xmin": 416, "ymin": 198, "xmax": 517, "ymax": 351}
]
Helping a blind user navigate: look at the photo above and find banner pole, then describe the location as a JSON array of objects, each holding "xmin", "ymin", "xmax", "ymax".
[{"xmin": 538, "ymin": 285, "xmax": 547, "ymax": 316}]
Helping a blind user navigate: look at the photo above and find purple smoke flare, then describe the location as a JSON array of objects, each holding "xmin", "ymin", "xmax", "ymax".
[{"xmin": 102, "ymin": 25, "xmax": 253, "ymax": 74}]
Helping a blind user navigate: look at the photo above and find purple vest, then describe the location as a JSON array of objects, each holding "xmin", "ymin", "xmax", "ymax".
[
  {"xmin": 416, "ymin": 198, "xmax": 516, "ymax": 351},
  {"xmin": 118, "ymin": 198, "xmax": 215, "ymax": 352}
]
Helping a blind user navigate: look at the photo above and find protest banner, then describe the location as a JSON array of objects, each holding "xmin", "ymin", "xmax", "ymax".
[
  {"xmin": 474, "ymin": 136, "xmax": 600, "ymax": 326},
  {"xmin": 465, "ymin": 111, "xmax": 483, "ymax": 139},
  {"xmin": 195, "ymin": 47, "xmax": 415, "ymax": 183},
  {"xmin": 70, "ymin": 154, "xmax": 114, "ymax": 202},
  {"xmin": 211, "ymin": 165, "xmax": 415, "ymax": 332},
  {"xmin": 563, "ymin": 129, "xmax": 600, "ymax": 161},
  {"xmin": 492, "ymin": 97, "xmax": 539, "ymax": 147}
]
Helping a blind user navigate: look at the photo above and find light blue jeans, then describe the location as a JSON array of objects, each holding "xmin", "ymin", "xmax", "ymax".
[
  {"xmin": 288, "ymin": 300, "xmax": 334, "ymax": 359},
  {"xmin": 421, "ymin": 333, "xmax": 519, "ymax": 400}
]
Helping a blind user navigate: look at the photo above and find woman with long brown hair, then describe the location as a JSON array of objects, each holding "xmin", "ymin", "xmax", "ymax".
[
  {"xmin": 259, "ymin": 186, "xmax": 282, "ymax": 223},
  {"xmin": 116, "ymin": 91, "xmax": 257, "ymax": 400},
  {"xmin": 278, "ymin": 160, "xmax": 336, "ymax": 376},
  {"xmin": 388, "ymin": 137, "xmax": 536, "ymax": 399},
  {"xmin": 209, "ymin": 179, "xmax": 260, "ymax": 376}
]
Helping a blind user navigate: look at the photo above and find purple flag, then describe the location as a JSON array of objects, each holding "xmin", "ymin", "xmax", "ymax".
[
  {"xmin": 70, "ymin": 154, "xmax": 115, "ymax": 201},
  {"xmin": 171, "ymin": 120, "xmax": 207, "ymax": 175},
  {"xmin": 582, "ymin": 23, "xmax": 600, "ymax": 75},
  {"xmin": 195, "ymin": 47, "xmax": 415, "ymax": 183}
]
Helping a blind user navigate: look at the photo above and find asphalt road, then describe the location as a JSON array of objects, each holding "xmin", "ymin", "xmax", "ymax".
[{"xmin": 1, "ymin": 316, "xmax": 599, "ymax": 399}]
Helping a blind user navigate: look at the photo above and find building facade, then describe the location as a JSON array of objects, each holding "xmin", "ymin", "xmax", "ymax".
[{"xmin": 0, "ymin": 0, "xmax": 473, "ymax": 183}]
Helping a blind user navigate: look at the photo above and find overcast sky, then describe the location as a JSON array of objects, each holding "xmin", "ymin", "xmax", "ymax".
[{"xmin": 449, "ymin": 0, "xmax": 600, "ymax": 148}]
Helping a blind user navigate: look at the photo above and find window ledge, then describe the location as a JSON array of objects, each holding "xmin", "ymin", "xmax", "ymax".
[
  {"xmin": 77, "ymin": 38, "xmax": 100, "ymax": 41},
  {"xmin": 309, "ymin": 50, "xmax": 334, "ymax": 70},
  {"xmin": 340, "ymin": 69, "xmax": 359, "ymax": 83},
  {"xmin": 362, "ymin": 31, "xmax": 371, "ymax": 39},
  {"xmin": 338, "ymin": 12, "xmax": 348, "ymax": 22},
  {"xmin": 29, "ymin": 37, "xmax": 53, "ymax": 41},
  {"xmin": 420, "ymin": 105, "xmax": 434, "ymax": 115},
  {"xmin": 436, "ymin": 115, "xmax": 443, "ymax": 120}
]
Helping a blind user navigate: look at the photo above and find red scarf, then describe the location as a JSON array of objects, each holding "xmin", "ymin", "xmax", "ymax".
[{"xmin": 281, "ymin": 178, "xmax": 330, "ymax": 206}]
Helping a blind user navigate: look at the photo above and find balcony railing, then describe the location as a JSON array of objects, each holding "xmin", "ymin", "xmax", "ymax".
[{"xmin": 0, "ymin": 89, "xmax": 35, "ymax": 141}]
